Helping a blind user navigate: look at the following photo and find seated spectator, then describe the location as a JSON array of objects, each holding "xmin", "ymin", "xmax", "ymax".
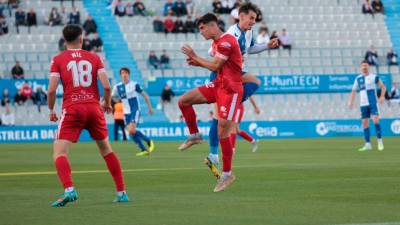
[
  {"xmin": 48, "ymin": 7, "xmax": 62, "ymax": 26},
  {"xmin": 1, "ymin": 88, "xmax": 11, "ymax": 107},
  {"xmin": 1, "ymin": 103, "xmax": 15, "ymax": 126},
  {"xmin": 133, "ymin": 0, "xmax": 147, "ymax": 16},
  {"xmin": 372, "ymin": 0, "xmax": 384, "ymax": 14},
  {"xmin": 60, "ymin": 6, "xmax": 68, "ymax": 25},
  {"xmin": 82, "ymin": 35, "xmax": 92, "ymax": 51},
  {"xmin": 148, "ymin": 50, "xmax": 160, "ymax": 69},
  {"xmin": 221, "ymin": 0, "xmax": 235, "ymax": 14},
  {"xmin": 0, "ymin": 14, "xmax": 8, "ymax": 35},
  {"xmin": 365, "ymin": 45, "xmax": 379, "ymax": 66},
  {"xmin": 174, "ymin": 16, "xmax": 186, "ymax": 33},
  {"xmin": 58, "ymin": 36, "xmax": 66, "ymax": 51},
  {"xmin": 269, "ymin": 30, "xmax": 280, "ymax": 50},
  {"xmin": 34, "ymin": 86, "xmax": 47, "ymax": 112},
  {"xmin": 186, "ymin": 0, "xmax": 196, "ymax": 16},
  {"xmin": 21, "ymin": 82, "xmax": 33, "ymax": 102},
  {"xmin": 26, "ymin": 8, "xmax": 37, "ymax": 33},
  {"xmin": 161, "ymin": 84, "xmax": 175, "ymax": 106},
  {"xmin": 258, "ymin": 21, "xmax": 269, "ymax": 34},
  {"xmin": 90, "ymin": 32, "xmax": 103, "ymax": 52},
  {"xmin": 125, "ymin": 2, "xmax": 134, "ymax": 16},
  {"xmin": 362, "ymin": 0, "xmax": 374, "ymax": 15},
  {"xmin": 184, "ymin": 15, "xmax": 195, "ymax": 33},
  {"xmin": 164, "ymin": 0, "xmax": 174, "ymax": 16},
  {"xmin": 15, "ymin": 7, "xmax": 25, "ymax": 34},
  {"xmin": 230, "ymin": 4, "xmax": 240, "ymax": 23},
  {"xmin": 83, "ymin": 16, "xmax": 97, "ymax": 35},
  {"xmin": 279, "ymin": 28, "xmax": 292, "ymax": 51},
  {"xmin": 114, "ymin": 0, "xmax": 125, "ymax": 16},
  {"xmin": 387, "ymin": 48, "xmax": 398, "ymax": 66},
  {"xmin": 217, "ymin": 14, "xmax": 225, "ymax": 32},
  {"xmin": 257, "ymin": 29, "xmax": 270, "ymax": 44},
  {"xmin": 153, "ymin": 16, "xmax": 164, "ymax": 33},
  {"xmin": 172, "ymin": 0, "xmax": 187, "ymax": 17},
  {"xmin": 11, "ymin": 61, "xmax": 24, "ymax": 79},
  {"xmin": 164, "ymin": 15, "xmax": 175, "ymax": 34},
  {"xmin": 212, "ymin": 0, "xmax": 223, "ymax": 14},
  {"xmin": 14, "ymin": 90, "xmax": 26, "ymax": 105},
  {"xmin": 160, "ymin": 49, "xmax": 171, "ymax": 69},
  {"xmin": 68, "ymin": 6, "xmax": 80, "ymax": 24},
  {"xmin": 389, "ymin": 83, "xmax": 400, "ymax": 100}
]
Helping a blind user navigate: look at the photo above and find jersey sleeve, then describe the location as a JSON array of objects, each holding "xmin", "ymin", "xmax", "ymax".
[
  {"xmin": 215, "ymin": 38, "xmax": 233, "ymax": 61},
  {"xmin": 135, "ymin": 83, "xmax": 143, "ymax": 93},
  {"xmin": 49, "ymin": 57, "xmax": 60, "ymax": 77},
  {"xmin": 352, "ymin": 79, "xmax": 358, "ymax": 91},
  {"xmin": 250, "ymin": 30, "xmax": 255, "ymax": 47}
]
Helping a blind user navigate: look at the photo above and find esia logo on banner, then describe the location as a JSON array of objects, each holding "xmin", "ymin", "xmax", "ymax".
[
  {"xmin": 248, "ymin": 123, "xmax": 278, "ymax": 137},
  {"xmin": 391, "ymin": 120, "xmax": 400, "ymax": 134}
]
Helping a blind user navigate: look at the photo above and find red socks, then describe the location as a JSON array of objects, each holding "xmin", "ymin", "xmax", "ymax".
[
  {"xmin": 238, "ymin": 131, "xmax": 254, "ymax": 143},
  {"xmin": 103, "ymin": 152, "xmax": 125, "ymax": 192},
  {"xmin": 219, "ymin": 137, "xmax": 233, "ymax": 172},
  {"xmin": 54, "ymin": 156, "xmax": 73, "ymax": 189},
  {"xmin": 179, "ymin": 101, "xmax": 199, "ymax": 134}
]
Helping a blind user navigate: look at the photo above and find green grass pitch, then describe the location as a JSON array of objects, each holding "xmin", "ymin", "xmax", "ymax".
[{"xmin": 0, "ymin": 137, "xmax": 399, "ymax": 225}]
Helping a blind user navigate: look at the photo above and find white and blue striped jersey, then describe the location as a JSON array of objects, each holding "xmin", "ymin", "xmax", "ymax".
[
  {"xmin": 225, "ymin": 23, "xmax": 255, "ymax": 58},
  {"xmin": 112, "ymin": 81, "xmax": 143, "ymax": 114},
  {"xmin": 352, "ymin": 73, "xmax": 380, "ymax": 107}
]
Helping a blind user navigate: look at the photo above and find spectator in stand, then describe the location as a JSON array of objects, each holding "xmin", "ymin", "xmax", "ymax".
[
  {"xmin": 256, "ymin": 7, "xmax": 263, "ymax": 22},
  {"xmin": 172, "ymin": 0, "xmax": 187, "ymax": 17},
  {"xmin": 269, "ymin": 30, "xmax": 280, "ymax": 50},
  {"xmin": 113, "ymin": 99, "xmax": 127, "ymax": 141},
  {"xmin": 48, "ymin": 7, "xmax": 62, "ymax": 26},
  {"xmin": 1, "ymin": 89, "xmax": 11, "ymax": 107},
  {"xmin": 60, "ymin": 6, "xmax": 68, "ymax": 25},
  {"xmin": 125, "ymin": 2, "xmax": 134, "ymax": 16},
  {"xmin": 174, "ymin": 16, "xmax": 186, "ymax": 33},
  {"xmin": 279, "ymin": 28, "xmax": 292, "ymax": 52},
  {"xmin": 186, "ymin": 0, "xmax": 196, "ymax": 16},
  {"xmin": 153, "ymin": 16, "xmax": 164, "ymax": 32},
  {"xmin": 34, "ymin": 86, "xmax": 47, "ymax": 112},
  {"xmin": 0, "ymin": 14, "xmax": 8, "ymax": 35},
  {"xmin": 258, "ymin": 21, "xmax": 269, "ymax": 34},
  {"xmin": 83, "ymin": 15, "xmax": 97, "ymax": 35},
  {"xmin": 387, "ymin": 48, "xmax": 398, "ymax": 67},
  {"xmin": 164, "ymin": 0, "xmax": 174, "ymax": 16},
  {"xmin": 365, "ymin": 45, "xmax": 379, "ymax": 66},
  {"xmin": 58, "ymin": 36, "xmax": 66, "ymax": 51},
  {"xmin": 26, "ymin": 8, "xmax": 37, "ymax": 34},
  {"xmin": 389, "ymin": 83, "xmax": 400, "ymax": 101},
  {"xmin": 212, "ymin": 0, "xmax": 223, "ymax": 14},
  {"xmin": 114, "ymin": 0, "xmax": 125, "ymax": 16},
  {"xmin": 217, "ymin": 14, "xmax": 225, "ymax": 32},
  {"xmin": 91, "ymin": 32, "xmax": 103, "ymax": 52},
  {"xmin": 148, "ymin": 50, "xmax": 160, "ymax": 69},
  {"xmin": 164, "ymin": 15, "xmax": 175, "ymax": 34},
  {"xmin": 362, "ymin": 0, "xmax": 374, "ymax": 15},
  {"xmin": 68, "ymin": 6, "xmax": 80, "ymax": 24},
  {"xmin": 184, "ymin": 15, "xmax": 195, "ymax": 33},
  {"xmin": 160, "ymin": 49, "xmax": 171, "ymax": 69},
  {"xmin": 14, "ymin": 90, "xmax": 26, "ymax": 106},
  {"xmin": 133, "ymin": 0, "xmax": 147, "ymax": 16},
  {"xmin": 15, "ymin": 7, "xmax": 25, "ymax": 34},
  {"xmin": 21, "ymin": 82, "xmax": 33, "ymax": 103},
  {"xmin": 221, "ymin": 0, "xmax": 235, "ymax": 14},
  {"xmin": 82, "ymin": 34, "xmax": 92, "ymax": 51},
  {"xmin": 257, "ymin": 29, "xmax": 270, "ymax": 44},
  {"xmin": 372, "ymin": 0, "xmax": 384, "ymax": 14},
  {"xmin": 160, "ymin": 84, "xmax": 175, "ymax": 107},
  {"xmin": 11, "ymin": 61, "xmax": 24, "ymax": 79},
  {"xmin": 1, "ymin": 103, "xmax": 15, "ymax": 126},
  {"xmin": 230, "ymin": 4, "xmax": 240, "ymax": 23}
]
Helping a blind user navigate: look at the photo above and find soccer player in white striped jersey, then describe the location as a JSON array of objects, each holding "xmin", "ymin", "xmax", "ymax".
[
  {"xmin": 348, "ymin": 61, "xmax": 386, "ymax": 151},
  {"xmin": 112, "ymin": 67, "xmax": 155, "ymax": 156}
]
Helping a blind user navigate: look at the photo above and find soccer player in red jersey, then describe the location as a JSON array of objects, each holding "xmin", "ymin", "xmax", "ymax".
[
  {"xmin": 180, "ymin": 13, "xmax": 243, "ymax": 192},
  {"xmin": 47, "ymin": 25, "xmax": 128, "ymax": 207}
]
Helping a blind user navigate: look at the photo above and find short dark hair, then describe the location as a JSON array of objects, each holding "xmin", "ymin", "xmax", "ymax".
[
  {"xmin": 361, "ymin": 60, "xmax": 369, "ymax": 65},
  {"xmin": 196, "ymin": 13, "xmax": 218, "ymax": 27},
  {"xmin": 62, "ymin": 24, "xmax": 83, "ymax": 43},
  {"xmin": 120, "ymin": 67, "xmax": 130, "ymax": 74},
  {"xmin": 238, "ymin": 2, "xmax": 260, "ymax": 15}
]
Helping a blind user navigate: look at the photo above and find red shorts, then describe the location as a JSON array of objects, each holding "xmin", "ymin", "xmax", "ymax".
[
  {"xmin": 234, "ymin": 104, "xmax": 244, "ymax": 123},
  {"xmin": 56, "ymin": 103, "xmax": 108, "ymax": 143},
  {"xmin": 198, "ymin": 82, "xmax": 243, "ymax": 121}
]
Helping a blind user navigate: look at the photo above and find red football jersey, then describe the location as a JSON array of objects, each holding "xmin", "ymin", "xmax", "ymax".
[
  {"xmin": 210, "ymin": 33, "xmax": 243, "ymax": 87},
  {"xmin": 50, "ymin": 49, "xmax": 105, "ymax": 109}
]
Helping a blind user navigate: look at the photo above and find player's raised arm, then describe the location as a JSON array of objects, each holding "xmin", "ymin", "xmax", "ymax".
[
  {"xmin": 248, "ymin": 38, "xmax": 280, "ymax": 54},
  {"xmin": 98, "ymin": 70, "xmax": 112, "ymax": 114},
  {"xmin": 182, "ymin": 44, "xmax": 227, "ymax": 72}
]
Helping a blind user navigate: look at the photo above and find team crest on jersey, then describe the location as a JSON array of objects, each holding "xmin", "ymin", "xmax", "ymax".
[
  {"xmin": 220, "ymin": 42, "xmax": 231, "ymax": 49},
  {"xmin": 220, "ymin": 106, "xmax": 227, "ymax": 113}
]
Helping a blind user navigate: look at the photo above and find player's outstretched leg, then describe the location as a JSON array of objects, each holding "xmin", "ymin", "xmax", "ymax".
[
  {"xmin": 373, "ymin": 116, "xmax": 384, "ymax": 151},
  {"xmin": 242, "ymin": 74, "xmax": 260, "ymax": 103},
  {"xmin": 205, "ymin": 118, "xmax": 221, "ymax": 179},
  {"xmin": 359, "ymin": 119, "xmax": 372, "ymax": 151}
]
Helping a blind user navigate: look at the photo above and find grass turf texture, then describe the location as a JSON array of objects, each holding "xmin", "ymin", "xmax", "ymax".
[{"xmin": 0, "ymin": 138, "xmax": 399, "ymax": 225}]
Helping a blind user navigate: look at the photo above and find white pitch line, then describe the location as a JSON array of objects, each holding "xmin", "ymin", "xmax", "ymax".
[{"xmin": 332, "ymin": 222, "xmax": 400, "ymax": 225}]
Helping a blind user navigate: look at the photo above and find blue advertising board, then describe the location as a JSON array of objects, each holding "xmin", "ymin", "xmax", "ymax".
[
  {"xmin": 147, "ymin": 74, "xmax": 392, "ymax": 95},
  {"xmin": 1, "ymin": 119, "xmax": 399, "ymax": 143}
]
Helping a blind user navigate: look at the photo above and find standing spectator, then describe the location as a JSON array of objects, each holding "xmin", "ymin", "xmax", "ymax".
[
  {"xmin": 114, "ymin": 0, "xmax": 125, "ymax": 16},
  {"xmin": 113, "ymin": 99, "xmax": 127, "ymax": 141},
  {"xmin": 174, "ymin": 16, "xmax": 186, "ymax": 33},
  {"xmin": 160, "ymin": 49, "xmax": 171, "ymax": 69},
  {"xmin": 47, "ymin": 7, "xmax": 62, "ymax": 26},
  {"xmin": 279, "ymin": 28, "xmax": 292, "ymax": 52},
  {"xmin": 186, "ymin": 0, "xmax": 196, "ymax": 16},
  {"xmin": 160, "ymin": 84, "xmax": 175, "ymax": 106},
  {"xmin": 365, "ymin": 45, "xmax": 379, "ymax": 66},
  {"xmin": 164, "ymin": 15, "xmax": 175, "ymax": 34},
  {"xmin": 14, "ymin": 7, "xmax": 25, "ymax": 34},
  {"xmin": 91, "ymin": 32, "xmax": 103, "ymax": 52},
  {"xmin": 60, "ymin": 6, "xmax": 68, "ymax": 25},
  {"xmin": 217, "ymin": 14, "xmax": 225, "ymax": 32},
  {"xmin": 1, "ymin": 104, "xmax": 15, "ymax": 126},
  {"xmin": 148, "ymin": 50, "xmax": 160, "ymax": 69},
  {"xmin": 184, "ymin": 15, "xmax": 195, "ymax": 33},
  {"xmin": 11, "ymin": 61, "xmax": 24, "ymax": 79},
  {"xmin": 164, "ymin": 0, "xmax": 174, "ymax": 16},
  {"xmin": 133, "ymin": 0, "xmax": 147, "ymax": 16},
  {"xmin": 1, "ymin": 89, "xmax": 11, "ymax": 107},
  {"xmin": 34, "ymin": 86, "xmax": 47, "ymax": 112},
  {"xmin": 362, "ymin": 0, "xmax": 374, "ymax": 15},
  {"xmin": 26, "ymin": 8, "xmax": 37, "ymax": 34},
  {"xmin": 172, "ymin": 0, "xmax": 187, "ymax": 17},
  {"xmin": 387, "ymin": 48, "xmax": 398, "ymax": 67},
  {"xmin": 14, "ymin": 90, "xmax": 27, "ymax": 105},
  {"xmin": 83, "ymin": 15, "xmax": 97, "ymax": 35},
  {"xmin": 257, "ymin": 29, "xmax": 270, "ymax": 44},
  {"xmin": 68, "ymin": 6, "xmax": 80, "ymax": 24},
  {"xmin": 372, "ymin": 0, "xmax": 384, "ymax": 14},
  {"xmin": 125, "ymin": 2, "xmax": 134, "ymax": 16},
  {"xmin": 0, "ymin": 14, "xmax": 8, "ymax": 35},
  {"xmin": 212, "ymin": 0, "xmax": 223, "ymax": 14},
  {"xmin": 153, "ymin": 16, "xmax": 164, "ymax": 32},
  {"xmin": 21, "ymin": 82, "xmax": 33, "ymax": 103}
]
